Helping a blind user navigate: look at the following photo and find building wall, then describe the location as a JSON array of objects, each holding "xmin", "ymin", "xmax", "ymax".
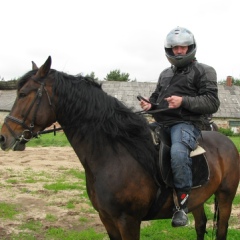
[
  {"xmin": 214, "ymin": 118, "xmax": 240, "ymax": 133},
  {"xmin": 0, "ymin": 81, "xmax": 240, "ymax": 133},
  {"xmin": 0, "ymin": 112, "xmax": 8, "ymax": 125}
]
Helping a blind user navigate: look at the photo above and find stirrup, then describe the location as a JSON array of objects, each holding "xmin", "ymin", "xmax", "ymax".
[{"xmin": 172, "ymin": 209, "xmax": 189, "ymax": 227}]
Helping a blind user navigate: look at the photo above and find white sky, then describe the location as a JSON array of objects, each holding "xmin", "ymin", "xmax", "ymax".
[{"xmin": 0, "ymin": 0, "xmax": 239, "ymax": 82}]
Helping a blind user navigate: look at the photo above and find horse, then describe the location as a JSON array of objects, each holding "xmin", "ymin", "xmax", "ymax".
[{"xmin": 0, "ymin": 56, "xmax": 239, "ymax": 240}]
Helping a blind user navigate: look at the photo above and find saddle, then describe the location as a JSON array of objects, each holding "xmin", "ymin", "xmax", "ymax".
[
  {"xmin": 143, "ymin": 128, "xmax": 210, "ymax": 221},
  {"xmin": 155, "ymin": 128, "xmax": 210, "ymax": 189}
]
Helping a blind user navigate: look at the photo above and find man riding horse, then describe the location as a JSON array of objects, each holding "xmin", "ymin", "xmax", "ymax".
[{"xmin": 140, "ymin": 26, "xmax": 220, "ymax": 227}]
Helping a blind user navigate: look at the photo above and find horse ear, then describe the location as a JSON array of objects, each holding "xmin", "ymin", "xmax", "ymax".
[
  {"xmin": 32, "ymin": 61, "xmax": 38, "ymax": 70},
  {"xmin": 35, "ymin": 56, "xmax": 52, "ymax": 78}
]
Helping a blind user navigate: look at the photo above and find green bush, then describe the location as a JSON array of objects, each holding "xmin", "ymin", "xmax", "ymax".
[{"xmin": 218, "ymin": 127, "xmax": 234, "ymax": 136}]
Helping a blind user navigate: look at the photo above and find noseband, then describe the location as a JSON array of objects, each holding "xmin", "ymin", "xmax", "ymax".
[{"xmin": 4, "ymin": 80, "xmax": 54, "ymax": 144}]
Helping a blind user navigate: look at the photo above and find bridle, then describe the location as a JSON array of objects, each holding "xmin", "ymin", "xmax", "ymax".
[{"xmin": 4, "ymin": 79, "xmax": 60, "ymax": 144}]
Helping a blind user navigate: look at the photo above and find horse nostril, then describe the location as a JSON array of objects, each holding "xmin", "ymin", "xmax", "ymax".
[{"xmin": 0, "ymin": 135, "xmax": 5, "ymax": 142}]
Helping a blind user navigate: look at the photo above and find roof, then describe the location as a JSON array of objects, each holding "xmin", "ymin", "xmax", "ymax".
[
  {"xmin": 0, "ymin": 83, "xmax": 240, "ymax": 118},
  {"xmin": 217, "ymin": 85, "xmax": 240, "ymax": 118},
  {"xmin": 0, "ymin": 90, "xmax": 16, "ymax": 112}
]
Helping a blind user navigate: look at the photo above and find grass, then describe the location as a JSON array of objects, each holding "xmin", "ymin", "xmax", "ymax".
[
  {"xmin": 0, "ymin": 202, "xmax": 20, "ymax": 219},
  {"xmin": 9, "ymin": 227, "xmax": 105, "ymax": 240},
  {"xmin": 45, "ymin": 213, "xmax": 57, "ymax": 222},
  {"xmin": 140, "ymin": 219, "xmax": 240, "ymax": 240},
  {"xmin": 45, "ymin": 227, "xmax": 105, "ymax": 240},
  {"xmin": 44, "ymin": 181, "xmax": 82, "ymax": 191},
  {"xmin": 0, "ymin": 167, "xmax": 239, "ymax": 240},
  {"xmin": 27, "ymin": 132, "xmax": 70, "ymax": 147},
  {"xmin": 0, "ymin": 129, "xmax": 239, "ymax": 239},
  {"xmin": 140, "ymin": 194, "xmax": 240, "ymax": 239},
  {"xmin": 230, "ymin": 135, "xmax": 240, "ymax": 152},
  {"xmin": 0, "ymin": 167, "xmax": 103, "ymax": 239},
  {"xmin": 20, "ymin": 219, "xmax": 42, "ymax": 231},
  {"xmin": 27, "ymin": 132, "xmax": 240, "ymax": 239}
]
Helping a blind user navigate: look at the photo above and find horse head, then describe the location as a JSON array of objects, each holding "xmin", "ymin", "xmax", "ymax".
[{"xmin": 0, "ymin": 56, "xmax": 57, "ymax": 151}]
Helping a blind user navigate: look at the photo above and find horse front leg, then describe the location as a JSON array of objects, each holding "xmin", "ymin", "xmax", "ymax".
[
  {"xmin": 116, "ymin": 214, "xmax": 141, "ymax": 240},
  {"xmin": 99, "ymin": 213, "xmax": 122, "ymax": 240},
  {"xmin": 191, "ymin": 204, "xmax": 207, "ymax": 240},
  {"xmin": 99, "ymin": 213, "xmax": 141, "ymax": 240}
]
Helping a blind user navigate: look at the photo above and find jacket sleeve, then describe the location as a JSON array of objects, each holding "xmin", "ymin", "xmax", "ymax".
[
  {"xmin": 181, "ymin": 65, "xmax": 220, "ymax": 114},
  {"xmin": 148, "ymin": 74, "xmax": 162, "ymax": 109},
  {"xmin": 149, "ymin": 81, "xmax": 161, "ymax": 103}
]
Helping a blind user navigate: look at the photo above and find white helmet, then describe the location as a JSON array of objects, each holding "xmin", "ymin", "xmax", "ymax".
[{"xmin": 164, "ymin": 27, "xmax": 197, "ymax": 67}]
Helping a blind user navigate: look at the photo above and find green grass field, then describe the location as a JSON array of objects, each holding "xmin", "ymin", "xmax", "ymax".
[
  {"xmin": 0, "ymin": 128, "xmax": 240, "ymax": 239},
  {"xmin": 230, "ymin": 136, "xmax": 240, "ymax": 152},
  {"xmin": 24, "ymin": 131, "xmax": 240, "ymax": 239},
  {"xmin": 27, "ymin": 131, "xmax": 70, "ymax": 147}
]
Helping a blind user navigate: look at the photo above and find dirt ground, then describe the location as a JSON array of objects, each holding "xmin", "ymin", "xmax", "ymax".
[
  {"xmin": 0, "ymin": 147, "xmax": 106, "ymax": 239},
  {"xmin": 0, "ymin": 147, "xmax": 239, "ymax": 239}
]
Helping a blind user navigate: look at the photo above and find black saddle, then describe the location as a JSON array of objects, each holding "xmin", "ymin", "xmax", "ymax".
[
  {"xmin": 155, "ymin": 127, "xmax": 210, "ymax": 189},
  {"xmin": 143, "ymin": 127, "xmax": 210, "ymax": 221}
]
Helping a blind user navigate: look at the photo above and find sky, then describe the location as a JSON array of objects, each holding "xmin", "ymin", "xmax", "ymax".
[{"xmin": 0, "ymin": 0, "xmax": 239, "ymax": 82}]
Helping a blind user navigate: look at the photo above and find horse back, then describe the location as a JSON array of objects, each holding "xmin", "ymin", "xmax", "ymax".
[{"xmin": 200, "ymin": 131, "xmax": 240, "ymax": 184}]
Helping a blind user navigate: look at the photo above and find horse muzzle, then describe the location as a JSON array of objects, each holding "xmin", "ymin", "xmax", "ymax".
[
  {"xmin": 13, "ymin": 141, "xmax": 26, "ymax": 151},
  {"xmin": 0, "ymin": 134, "xmax": 7, "ymax": 150},
  {"xmin": 0, "ymin": 134, "xmax": 26, "ymax": 151}
]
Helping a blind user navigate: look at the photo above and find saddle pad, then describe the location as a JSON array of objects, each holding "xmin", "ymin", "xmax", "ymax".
[{"xmin": 159, "ymin": 143, "xmax": 210, "ymax": 189}]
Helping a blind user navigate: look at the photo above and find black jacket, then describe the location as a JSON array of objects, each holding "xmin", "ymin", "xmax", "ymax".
[{"xmin": 149, "ymin": 61, "xmax": 220, "ymax": 129}]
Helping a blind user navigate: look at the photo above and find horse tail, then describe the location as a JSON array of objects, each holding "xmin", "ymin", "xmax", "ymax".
[{"xmin": 212, "ymin": 197, "xmax": 219, "ymax": 238}]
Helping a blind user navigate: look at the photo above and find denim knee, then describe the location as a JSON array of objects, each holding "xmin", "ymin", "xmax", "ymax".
[
  {"xmin": 171, "ymin": 142, "xmax": 190, "ymax": 165},
  {"xmin": 181, "ymin": 128, "xmax": 198, "ymax": 151}
]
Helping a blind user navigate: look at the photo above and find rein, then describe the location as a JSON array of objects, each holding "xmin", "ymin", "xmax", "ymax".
[
  {"xmin": 33, "ymin": 125, "xmax": 63, "ymax": 137},
  {"xmin": 135, "ymin": 108, "xmax": 170, "ymax": 115},
  {"xmin": 135, "ymin": 95, "xmax": 169, "ymax": 115}
]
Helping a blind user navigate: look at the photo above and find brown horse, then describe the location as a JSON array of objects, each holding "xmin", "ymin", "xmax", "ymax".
[{"xmin": 0, "ymin": 56, "xmax": 239, "ymax": 240}]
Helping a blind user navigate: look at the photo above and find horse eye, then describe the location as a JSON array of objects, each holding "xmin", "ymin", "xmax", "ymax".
[{"xmin": 19, "ymin": 92, "xmax": 26, "ymax": 98}]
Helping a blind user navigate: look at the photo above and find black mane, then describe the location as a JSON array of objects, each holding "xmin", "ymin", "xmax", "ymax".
[
  {"xmin": 20, "ymin": 70, "xmax": 157, "ymax": 176},
  {"xmin": 53, "ymin": 71, "xmax": 157, "ymax": 176}
]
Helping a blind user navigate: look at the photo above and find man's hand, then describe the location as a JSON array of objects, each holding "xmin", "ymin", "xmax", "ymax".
[
  {"xmin": 164, "ymin": 96, "xmax": 183, "ymax": 108},
  {"xmin": 139, "ymin": 97, "xmax": 152, "ymax": 111}
]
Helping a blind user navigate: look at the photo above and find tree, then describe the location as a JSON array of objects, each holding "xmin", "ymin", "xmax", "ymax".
[
  {"xmin": 85, "ymin": 72, "xmax": 99, "ymax": 81},
  {"xmin": 233, "ymin": 78, "xmax": 240, "ymax": 86},
  {"xmin": 104, "ymin": 69, "xmax": 131, "ymax": 82}
]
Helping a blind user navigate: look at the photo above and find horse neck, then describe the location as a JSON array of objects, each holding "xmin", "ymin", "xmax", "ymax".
[{"xmin": 62, "ymin": 128, "xmax": 107, "ymax": 170}]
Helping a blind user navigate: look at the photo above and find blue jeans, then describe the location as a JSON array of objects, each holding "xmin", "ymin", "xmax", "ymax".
[{"xmin": 164, "ymin": 123, "xmax": 200, "ymax": 190}]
